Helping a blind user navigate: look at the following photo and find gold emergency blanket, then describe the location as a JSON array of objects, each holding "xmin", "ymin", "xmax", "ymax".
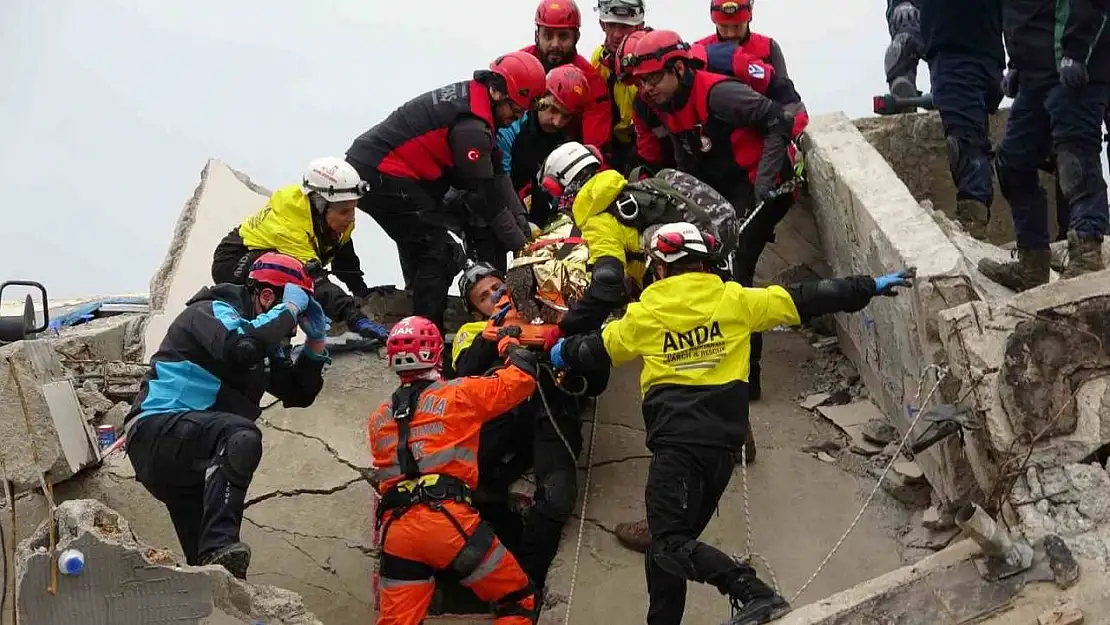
[{"xmin": 507, "ymin": 215, "xmax": 590, "ymax": 323}]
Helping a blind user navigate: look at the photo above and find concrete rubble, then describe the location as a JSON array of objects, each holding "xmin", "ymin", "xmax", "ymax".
[{"xmin": 16, "ymin": 499, "xmax": 323, "ymax": 625}]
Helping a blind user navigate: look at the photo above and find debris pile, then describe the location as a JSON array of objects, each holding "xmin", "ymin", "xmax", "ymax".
[{"xmin": 15, "ymin": 499, "xmax": 324, "ymax": 625}]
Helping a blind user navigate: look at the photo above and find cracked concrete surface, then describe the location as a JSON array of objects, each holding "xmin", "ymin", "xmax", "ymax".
[{"xmin": 5, "ymin": 330, "xmax": 909, "ymax": 625}]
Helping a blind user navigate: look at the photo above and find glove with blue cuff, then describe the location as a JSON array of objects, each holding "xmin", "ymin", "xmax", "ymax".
[
  {"xmin": 352, "ymin": 316, "xmax": 390, "ymax": 340},
  {"xmin": 549, "ymin": 338, "xmax": 567, "ymax": 369},
  {"xmin": 874, "ymin": 269, "xmax": 915, "ymax": 296},
  {"xmin": 282, "ymin": 284, "xmax": 310, "ymax": 316},
  {"xmin": 299, "ymin": 298, "xmax": 330, "ymax": 340}
]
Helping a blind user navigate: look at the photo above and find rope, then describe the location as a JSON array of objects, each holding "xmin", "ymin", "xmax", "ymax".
[
  {"xmin": 562, "ymin": 399, "xmax": 599, "ymax": 625},
  {"xmin": 730, "ymin": 364, "xmax": 950, "ymax": 610}
]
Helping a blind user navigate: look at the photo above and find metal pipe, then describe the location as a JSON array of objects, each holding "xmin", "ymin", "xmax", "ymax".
[{"xmin": 955, "ymin": 502, "xmax": 1033, "ymax": 569}]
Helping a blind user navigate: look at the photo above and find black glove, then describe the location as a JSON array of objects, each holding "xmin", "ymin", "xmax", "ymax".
[
  {"xmin": 753, "ymin": 182, "xmax": 774, "ymax": 205},
  {"xmin": 1001, "ymin": 68, "xmax": 1019, "ymax": 99},
  {"xmin": 447, "ymin": 231, "xmax": 469, "ymax": 272},
  {"xmin": 506, "ymin": 344, "xmax": 540, "ymax": 378},
  {"xmin": 1058, "ymin": 57, "xmax": 1089, "ymax": 89}
]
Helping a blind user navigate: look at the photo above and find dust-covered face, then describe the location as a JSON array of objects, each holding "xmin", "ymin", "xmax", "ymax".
[{"xmin": 536, "ymin": 27, "xmax": 577, "ymax": 67}]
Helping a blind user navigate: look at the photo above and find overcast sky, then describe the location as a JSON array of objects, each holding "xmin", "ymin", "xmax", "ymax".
[{"xmin": 1, "ymin": 0, "xmax": 909, "ymax": 301}]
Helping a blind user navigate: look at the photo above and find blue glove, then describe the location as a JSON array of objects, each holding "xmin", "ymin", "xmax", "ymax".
[
  {"xmin": 352, "ymin": 317, "xmax": 390, "ymax": 340},
  {"xmin": 874, "ymin": 269, "xmax": 914, "ymax": 296},
  {"xmin": 282, "ymin": 284, "xmax": 310, "ymax": 315},
  {"xmin": 1058, "ymin": 57, "xmax": 1088, "ymax": 89},
  {"xmin": 549, "ymin": 338, "xmax": 566, "ymax": 368},
  {"xmin": 299, "ymin": 298, "xmax": 330, "ymax": 340}
]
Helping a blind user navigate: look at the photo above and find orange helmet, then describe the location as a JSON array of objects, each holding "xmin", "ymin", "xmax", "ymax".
[
  {"xmin": 490, "ymin": 51, "xmax": 548, "ymax": 109},
  {"xmin": 711, "ymin": 0, "xmax": 753, "ymax": 24},
  {"xmin": 535, "ymin": 0, "xmax": 582, "ymax": 29},
  {"xmin": 247, "ymin": 252, "xmax": 314, "ymax": 294},
  {"xmin": 545, "ymin": 65, "xmax": 591, "ymax": 114},
  {"xmin": 624, "ymin": 30, "xmax": 691, "ymax": 77}
]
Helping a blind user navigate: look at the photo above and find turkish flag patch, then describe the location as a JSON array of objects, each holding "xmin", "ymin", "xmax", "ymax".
[{"xmin": 466, "ymin": 149, "xmax": 481, "ymax": 162}]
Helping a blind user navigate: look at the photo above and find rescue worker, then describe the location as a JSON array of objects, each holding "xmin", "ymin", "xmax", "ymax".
[
  {"xmin": 548, "ymin": 222, "xmax": 915, "ymax": 625},
  {"xmin": 590, "ymin": 0, "xmax": 648, "ymax": 172},
  {"xmin": 498, "ymin": 64, "xmax": 595, "ymax": 229},
  {"xmin": 368, "ymin": 315, "xmax": 541, "ymax": 624},
  {"xmin": 627, "ymin": 30, "xmax": 797, "ymax": 401},
  {"xmin": 694, "ymin": 0, "xmax": 809, "ymax": 136},
  {"xmin": 884, "ymin": 0, "xmax": 925, "ymax": 98},
  {"xmin": 125, "ymin": 253, "xmax": 330, "ymax": 579},
  {"xmin": 211, "ymin": 157, "xmax": 390, "ymax": 340},
  {"xmin": 978, "ymin": 0, "xmax": 1110, "ymax": 290},
  {"xmin": 919, "ymin": 0, "xmax": 1005, "ymax": 239},
  {"xmin": 451, "ymin": 263, "xmax": 588, "ymax": 596},
  {"xmin": 525, "ymin": 0, "xmax": 614, "ymax": 156},
  {"xmin": 345, "ymin": 51, "xmax": 547, "ymax": 330}
]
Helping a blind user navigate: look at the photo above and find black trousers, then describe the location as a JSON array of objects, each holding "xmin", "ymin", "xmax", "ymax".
[
  {"xmin": 475, "ymin": 381, "xmax": 584, "ymax": 592},
  {"xmin": 346, "ymin": 161, "xmax": 456, "ymax": 329},
  {"xmin": 645, "ymin": 445, "xmax": 756, "ymax": 625},
  {"xmin": 126, "ymin": 411, "xmax": 262, "ymax": 564}
]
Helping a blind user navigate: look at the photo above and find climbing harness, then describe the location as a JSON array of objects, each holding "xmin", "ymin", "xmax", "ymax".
[{"xmin": 730, "ymin": 364, "xmax": 951, "ymax": 615}]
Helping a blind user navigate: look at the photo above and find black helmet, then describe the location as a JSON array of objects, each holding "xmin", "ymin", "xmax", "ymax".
[{"xmin": 457, "ymin": 262, "xmax": 504, "ymax": 311}]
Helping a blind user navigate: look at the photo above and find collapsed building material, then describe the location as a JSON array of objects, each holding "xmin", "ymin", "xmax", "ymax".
[
  {"xmin": 0, "ymin": 340, "xmax": 100, "ymax": 490},
  {"xmin": 15, "ymin": 499, "xmax": 324, "ymax": 625}
]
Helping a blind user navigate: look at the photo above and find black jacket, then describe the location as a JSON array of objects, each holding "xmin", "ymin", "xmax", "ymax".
[
  {"xmin": 923, "ymin": 0, "xmax": 1005, "ymax": 64},
  {"xmin": 126, "ymin": 284, "xmax": 326, "ymax": 424},
  {"xmin": 1003, "ymin": 0, "xmax": 1110, "ymax": 82}
]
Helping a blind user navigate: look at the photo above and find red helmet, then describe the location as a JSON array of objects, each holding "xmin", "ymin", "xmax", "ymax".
[
  {"xmin": 625, "ymin": 30, "xmax": 691, "ymax": 77},
  {"xmin": 247, "ymin": 252, "xmax": 314, "ymax": 295},
  {"xmin": 535, "ymin": 0, "xmax": 582, "ymax": 29},
  {"xmin": 616, "ymin": 29, "xmax": 650, "ymax": 82},
  {"xmin": 545, "ymin": 64, "xmax": 591, "ymax": 114},
  {"xmin": 490, "ymin": 51, "xmax": 548, "ymax": 109},
  {"xmin": 711, "ymin": 0, "xmax": 753, "ymax": 24},
  {"xmin": 386, "ymin": 316, "xmax": 444, "ymax": 375}
]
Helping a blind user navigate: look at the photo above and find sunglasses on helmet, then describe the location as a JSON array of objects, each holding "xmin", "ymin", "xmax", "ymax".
[
  {"xmin": 713, "ymin": 1, "xmax": 751, "ymax": 15},
  {"xmin": 304, "ymin": 180, "xmax": 371, "ymax": 196}
]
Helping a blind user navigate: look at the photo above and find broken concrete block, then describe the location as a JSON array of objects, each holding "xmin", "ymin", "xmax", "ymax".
[
  {"xmin": 817, "ymin": 400, "xmax": 888, "ymax": 454},
  {"xmin": 1, "ymin": 340, "xmax": 101, "ymax": 490},
  {"xmin": 1066, "ymin": 463, "xmax": 1110, "ymax": 523},
  {"xmin": 76, "ymin": 380, "xmax": 114, "ymax": 418},
  {"xmin": 1043, "ymin": 534, "xmax": 1080, "ymax": 590},
  {"xmin": 1038, "ymin": 598, "xmax": 1084, "ymax": 625},
  {"xmin": 100, "ymin": 401, "xmax": 130, "ymax": 431},
  {"xmin": 862, "ymin": 419, "xmax": 897, "ymax": 445},
  {"xmin": 921, "ymin": 505, "xmax": 955, "ymax": 531},
  {"xmin": 800, "ymin": 392, "xmax": 832, "ymax": 410},
  {"xmin": 881, "ymin": 471, "xmax": 932, "ymax": 508},
  {"xmin": 16, "ymin": 499, "xmax": 324, "ymax": 625},
  {"xmin": 893, "ymin": 460, "xmax": 925, "ymax": 483},
  {"xmin": 50, "ymin": 313, "xmax": 145, "ymax": 363}
]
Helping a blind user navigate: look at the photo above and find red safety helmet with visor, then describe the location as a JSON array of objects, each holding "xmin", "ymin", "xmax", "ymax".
[
  {"xmin": 247, "ymin": 252, "xmax": 316, "ymax": 295},
  {"xmin": 535, "ymin": 0, "xmax": 582, "ymax": 29},
  {"xmin": 489, "ymin": 51, "xmax": 548, "ymax": 110},
  {"xmin": 544, "ymin": 64, "xmax": 592, "ymax": 114},
  {"xmin": 622, "ymin": 30, "xmax": 691, "ymax": 78},
  {"xmin": 711, "ymin": 0, "xmax": 753, "ymax": 24},
  {"xmin": 385, "ymin": 316, "xmax": 444, "ymax": 375}
]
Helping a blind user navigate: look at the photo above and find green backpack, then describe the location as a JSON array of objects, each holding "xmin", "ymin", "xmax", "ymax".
[{"xmin": 612, "ymin": 168, "xmax": 740, "ymax": 255}]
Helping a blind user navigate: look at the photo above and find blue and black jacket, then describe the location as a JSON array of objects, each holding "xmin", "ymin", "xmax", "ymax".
[
  {"xmin": 1003, "ymin": 0, "xmax": 1108, "ymax": 83},
  {"xmin": 125, "ymin": 284, "xmax": 327, "ymax": 425},
  {"xmin": 497, "ymin": 112, "xmax": 571, "ymax": 229}
]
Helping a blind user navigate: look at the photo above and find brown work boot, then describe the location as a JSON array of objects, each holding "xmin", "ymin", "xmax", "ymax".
[
  {"xmin": 615, "ymin": 518, "xmax": 651, "ymax": 553},
  {"xmin": 1061, "ymin": 231, "xmax": 1105, "ymax": 278},
  {"xmin": 955, "ymin": 199, "xmax": 989, "ymax": 240},
  {"xmin": 977, "ymin": 248, "xmax": 1051, "ymax": 292}
]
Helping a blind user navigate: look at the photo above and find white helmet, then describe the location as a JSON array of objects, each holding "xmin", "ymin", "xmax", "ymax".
[
  {"xmin": 649, "ymin": 222, "xmax": 711, "ymax": 264},
  {"xmin": 596, "ymin": 0, "xmax": 645, "ymax": 25},
  {"xmin": 540, "ymin": 142, "xmax": 601, "ymax": 192},
  {"xmin": 302, "ymin": 157, "xmax": 368, "ymax": 203}
]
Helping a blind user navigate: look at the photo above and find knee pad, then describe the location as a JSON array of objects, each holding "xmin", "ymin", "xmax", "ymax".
[
  {"xmin": 1056, "ymin": 148, "xmax": 1107, "ymax": 202},
  {"xmin": 993, "ymin": 150, "xmax": 1038, "ymax": 202},
  {"xmin": 649, "ymin": 538, "xmax": 705, "ymax": 583},
  {"xmin": 884, "ymin": 32, "xmax": 923, "ymax": 83},
  {"xmin": 947, "ymin": 136, "xmax": 994, "ymax": 203},
  {"xmin": 888, "ymin": 1, "xmax": 921, "ymax": 35},
  {"xmin": 218, "ymin": 427, "xmax": 263, "ymax": 488},
  {"xmin": 492, "ymin": 585, "xmax": 539, "ymax": 623},
  {"xmin": 537, "ymin": 471, "xmax": 578, "ymax": 521}
]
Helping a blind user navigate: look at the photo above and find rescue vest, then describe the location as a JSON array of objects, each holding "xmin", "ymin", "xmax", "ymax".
[
  {"xmin": 653, "ymin": 71, "xmax": 765, "ymax": 185},
  {"xmin": 696, "ymin": 31, "xmax": 773, "ymax": 62},
  {"xmin": 238, "ymin": 184, "xmax": 354, "ymax": 265},
  {"xmin": 590, "ymin": 44, "xmax": 638, "ymax": 145},
  {"xmin": 347, "ymin": 80, "xmax": 496, "ymax": 181}
]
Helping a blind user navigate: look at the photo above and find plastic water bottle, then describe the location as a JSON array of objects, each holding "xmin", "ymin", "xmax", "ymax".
[{"xmin": 58, "ymin": 549, "xmax": 85, "ymax": 575}]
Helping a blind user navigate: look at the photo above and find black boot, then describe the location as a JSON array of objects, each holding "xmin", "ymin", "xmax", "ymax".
[
  {"xmin": 723, "ymin": 575, "xmax": 791, "ymax": 625},
  {"xmin": 200, "ymin": 541, "xmax": 251, "ymax": 579},
  {"xmin": 748, "ymin": 362, "xmax": 761, "ymax": 402}
]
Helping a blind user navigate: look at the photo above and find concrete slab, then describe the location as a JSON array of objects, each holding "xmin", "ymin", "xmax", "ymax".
[
  {"xmin": 142, "ymin": 160, "xmax": 271, "ymax": 361},
  {"xmin": 800, "ymin": 112, "xmax": 984, "ymax": 506}
]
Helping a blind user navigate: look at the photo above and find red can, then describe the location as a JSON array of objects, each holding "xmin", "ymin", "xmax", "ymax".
[{"xmin": 96, "ymin": 425, "xmax": 117, "ymax": 450}]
